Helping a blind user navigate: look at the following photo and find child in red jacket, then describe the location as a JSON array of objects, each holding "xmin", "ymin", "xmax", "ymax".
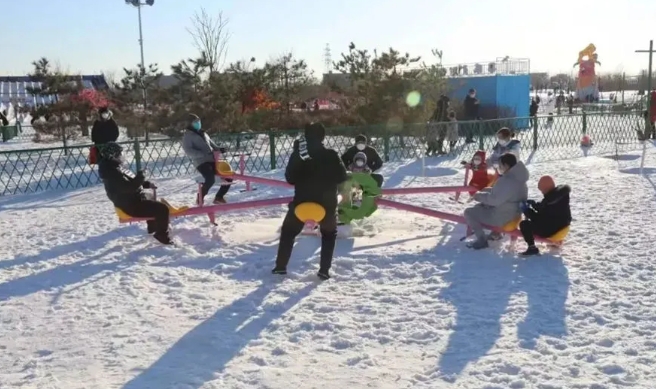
[{"xmin": 462, "ymin": 150, "xmax": 491, "ymax": 196}]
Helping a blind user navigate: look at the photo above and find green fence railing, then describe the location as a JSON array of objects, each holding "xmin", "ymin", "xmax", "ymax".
[
  {"xmin": 1, "ymin": 123, "xmax": 21, "ymax": 142},
  {"xmin": 0, "ymin": 111, "xmax": 646, "ymax": 196}
]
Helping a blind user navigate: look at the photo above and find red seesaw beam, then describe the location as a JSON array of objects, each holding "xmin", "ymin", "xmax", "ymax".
[
  {"xmin": 377, "ymin": 198, "xmax": 556, "ymax": 244},
  {"xmin": 381, "ymin": 185, "xmax": 478, "ymax": 196},
  {"xmin": 119, "ymin": 196, "xmax": 293, "ymax": 222},
  {"xmin": 218, "ymin": 173, "xmax": 293, "ymax": 189}
]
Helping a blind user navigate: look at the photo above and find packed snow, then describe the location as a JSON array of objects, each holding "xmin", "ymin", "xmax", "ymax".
[{"xmin": 1, "ymin": 141, "xmax": 656, "ymax": 388}]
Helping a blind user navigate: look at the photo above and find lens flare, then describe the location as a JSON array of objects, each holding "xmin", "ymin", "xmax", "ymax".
[{"xmin": 406, "ymin": 91, "xmax": 421, "ymax": 107}]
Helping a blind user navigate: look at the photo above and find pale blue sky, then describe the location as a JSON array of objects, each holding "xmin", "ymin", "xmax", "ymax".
[{"xmin": 1, "ymin": 0, "xmax": 655, "ymax": 78}]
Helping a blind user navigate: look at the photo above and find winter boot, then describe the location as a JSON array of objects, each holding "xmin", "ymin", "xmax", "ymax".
[
  {"xmin": 272, "ymin": 267, "xmax": 287, "ymax": 275},
  {"xmin": 466, "ymin": 238, "xmax": 489, "ymax": 250},
  {"xmin": 520, "ymin": 245, "xmax": 540, "ymax": 256},
  {"xmin": 317, "ymin": 269, "xmax": 331, "ymax": 280},
  {"xmin": 153, "ymin": 231, "xmax": 173, "ymax": 245}
]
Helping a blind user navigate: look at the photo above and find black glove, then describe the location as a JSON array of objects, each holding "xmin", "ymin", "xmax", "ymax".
[
  {"xmin": 142, "ymin": 181, "xmax": 157, "ymax": 189},
  {"xmin": 219, "ymin": 147, "xmax": 227, "ymax": 154},
  {"xmin": 526, "ymin": 199, "xmax": 537, "ymax": 207},
  {"xmin": 135, "ymin": 170, "xmax": 145, "ymax": 180}
]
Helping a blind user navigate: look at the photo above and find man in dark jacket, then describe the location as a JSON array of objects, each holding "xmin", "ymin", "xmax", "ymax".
[
  {"xmin": 91, "ymin": 107, "xmax": 119, "ymax": 147},
  {"xmin": 529, "ymin": 98, "xmax": 539, "ymax": 129},
  {"xmin": 463, "ymin": 88, "xmax": 479, "ymax": 143},
  {"xmin": 98, "ymin": 142, "xmax": 172, "ymax": 245},
  {"xmin": 427, "ymin": 95, "xmax": 450, "ymax": 155},
  {"xmin": 273, "ymin": 122, "xmax": 348, "ymax": 280},
  {"xmin": 341, "ymin": 134, "xmax": 384, "ymax": 187},
  {"xmin": 519, "ymin": 175, "xmax": 571, "ymax": 256},
  {"xmin": 180, "ymin": 114, "xmax": 232, "ymax": 204}
]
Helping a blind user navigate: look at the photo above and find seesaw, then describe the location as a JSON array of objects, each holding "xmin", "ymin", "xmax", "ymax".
[
  {"xmin": 114, "ymin": 158, "xmax": 569, "ymax": 246},
  {"xmin": 113, "ymin": 158, "xmax": 300, "ymax": 228},
  {"xmin": 339, "ymin": 165, "xmax": 569, "ymax": 246}
]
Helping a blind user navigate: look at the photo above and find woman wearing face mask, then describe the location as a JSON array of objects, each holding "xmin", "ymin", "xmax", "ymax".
[
  {"xmin": 181, "ymin": 114, "xmax": 232, "ymax": 204},
  {"xmin": 463, "ymin": 152, "xmax": 529, "ymax": 250},
  {"xmin": 341, "ymin": 134, "xmax": 384, "ymax": 187},
  {"xmin": 90, "ymin": 106, "xmax": 120, "ymax": 163},
  {"xmin": 488, "ymin": 127, "xmax": 520, "ymax": 167}
]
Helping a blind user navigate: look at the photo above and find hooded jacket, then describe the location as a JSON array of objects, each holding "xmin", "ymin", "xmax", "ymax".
[
  {"xmin": 285, "ymin": 124, "xmax": 348, "ymax": 208},
  {"xmin": 98, "ymin": 158, "xmax": 153, "ymax": 209},
  {"xmin": 91, "ymin": 110, "xmax": 119, "ymax": 145},
  {"xmin": 181, "ymin": 128, "xmax": 222, "ymax": 168},
  {"xmin": 488, "ymin": 139, "xmax": 521, "ymax": 165},
  {"xmin": 341, "ymin": 135, "xmax": 383, "ymax": 172},
  {"xmin": 523, "ymin": 184, "xmax": 572, "ymax": 236},
  {"xmin": 471, "ymin": 161, "xmax": 529, "ymax": 226}
]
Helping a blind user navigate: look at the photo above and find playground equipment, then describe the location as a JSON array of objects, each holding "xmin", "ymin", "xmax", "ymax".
[
  {"xmin": 573, "ymin": 43, "xmax": 600, "ymax": 101},
  {"xmin": 113, "ymin": 151, "xmax": 570, "ymax": 247}
]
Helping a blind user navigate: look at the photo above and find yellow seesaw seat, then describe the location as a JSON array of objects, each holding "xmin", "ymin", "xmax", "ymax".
[
  {"xmin": 294, "ymin": 202, "xmax": 326, "ymax": 223},
  {"xmin": 501, "ymin": 217, "xmax": 522, "ymax": 232},
  {"xmin": 546, "ymin": 225, "xmax": 570, "ymax": 243},
  {"xmin": 216, "ymin": 161, "xmax": 235, "ymax": 176},
  {"xmin": 114, "ymin": 199, "xmax": 190, "ymax": 222},
  {"xmin": 498, "ymin": 217, "xmax": 570, "ymax": 244}
]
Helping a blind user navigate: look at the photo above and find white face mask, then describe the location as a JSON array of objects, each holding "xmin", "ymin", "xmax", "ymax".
[
  {"xmin": 356, "ymin": 143, "xmax": 366, "ymax": 151},
  {"xmin": 497, "ymin": 139, "xmax": 509, "ymax": 147},
  {"xmin": 355, "ymin": 160, "xmax": 365, "ymax": 167},
  {"xmin": 498, "ymin": 165, "xmax": 507, "ymax": 175},
  {"xmin": 472, "ymin": 157, "xmax": 482, "ymax": 166},
  {"xmin": 101, "ymin": 113, "xmax": 109, "ymax": 120}
]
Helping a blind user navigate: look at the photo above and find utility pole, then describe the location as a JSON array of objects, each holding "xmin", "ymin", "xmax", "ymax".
[
  {"xmin": 635, "ymin": 40, "xmax": 653, "ymax": 138},
  {"xmin": 126, "ymin": 0, "xmax": 154, "ymax": 144}
]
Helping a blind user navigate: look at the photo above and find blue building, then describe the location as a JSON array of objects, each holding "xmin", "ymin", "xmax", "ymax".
[
  {"xmin": 443, "ymin": 58, "xmax": 531, "ymax": 128},
  {"xmin": 0, "ymin": 75, "xmax": 108, "ymax": 106}
]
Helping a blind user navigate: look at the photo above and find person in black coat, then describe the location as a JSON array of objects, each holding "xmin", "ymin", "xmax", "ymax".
[
  {"xmin": 519, "ymin": 175, "xmax": 571, "ymax": 256},
  {"xmin": 91, "ymin": 107, "xmax": 119, "ymax": 150},
  {"xmin": 463, "ymin": 88, "xmax": 480, "ymax": 143},
  {"xmin": 341, "ymin": 134, "xmax": 384, "ymax": 187},
  {"xmin": 98, "ymin": 142, "xmax": 172, "ymax": 245},
  {"xmin": 529, "ymin": 98, "xmax": 539, "ymax": 129},
  {"xmin": 273, "ymin": 122, "xmax": 348, "ymax": 280}
]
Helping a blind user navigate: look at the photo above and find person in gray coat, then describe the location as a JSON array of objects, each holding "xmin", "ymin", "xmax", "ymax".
[
  {"xmin": 181, "ymin": 114, "xmax": 232, "ymax": 204},
  {"xmin": 463, "ymin": 153, "xmax": 529, "ymax": 249}
]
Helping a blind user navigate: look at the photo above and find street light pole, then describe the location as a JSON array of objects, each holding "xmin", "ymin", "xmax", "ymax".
[{"xmin": 126, "ymin": 0, "xmax": 154, "ymax": 144}]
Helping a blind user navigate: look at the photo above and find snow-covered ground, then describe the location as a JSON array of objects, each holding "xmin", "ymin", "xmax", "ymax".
[{"xmin": 1, "ymin": 142, "xmax": 655, "ymax": 388}]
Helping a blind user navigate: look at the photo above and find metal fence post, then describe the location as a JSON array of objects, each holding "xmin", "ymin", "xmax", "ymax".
[
  {"xmin": 582, "ymin": 112, "xmax": 587, "ymax": 134},
  {"xmin": 383, "ymin": 130, "xmax": 390, "ymax": 162},
  {"xmin": 134, "ymin": 138, "xmax": 142, "ymax": 172},
  {"xmin": 532, "ymin": 116, "xmax": 538, "ymax": 150},
  {"xmin": 62, "ymin": 127, "xmax": 68, "ymax": 156},
  {"xmin": 477, "ymin": 121, "xmax": 484, "ymax": 150},
  {"xmin": 268, "ymin": 130, "xmax": 276, "ymax": 169}
]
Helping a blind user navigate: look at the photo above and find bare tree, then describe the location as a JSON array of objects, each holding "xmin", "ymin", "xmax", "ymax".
[{"xmin": 187, "ymin": 8, "xmax": 231, "ymax": 74}]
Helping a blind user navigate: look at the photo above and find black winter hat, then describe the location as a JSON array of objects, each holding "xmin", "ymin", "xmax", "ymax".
[
  {"xmin": 187, "ymin": 113, "xmax": 201, "ymax": 126},
  {"xmin": 99, "ymin": 106, "xmax": 109, "ymax": 114},
  {"xmin": 100, "ymin": 142, "xmax": 123, "ymax": 160},
  {"xmin": 355, "ymin": 134, "xmax": 367, "ymax": 143},
  {"xmin": 304, "ymin": 122, "xmax": 326, "ymax": 143}
]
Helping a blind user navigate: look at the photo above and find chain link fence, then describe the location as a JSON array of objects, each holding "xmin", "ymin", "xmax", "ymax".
[{"xmin": 0, "ymin": 111, "xmax": 646, "ymax": 196}]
